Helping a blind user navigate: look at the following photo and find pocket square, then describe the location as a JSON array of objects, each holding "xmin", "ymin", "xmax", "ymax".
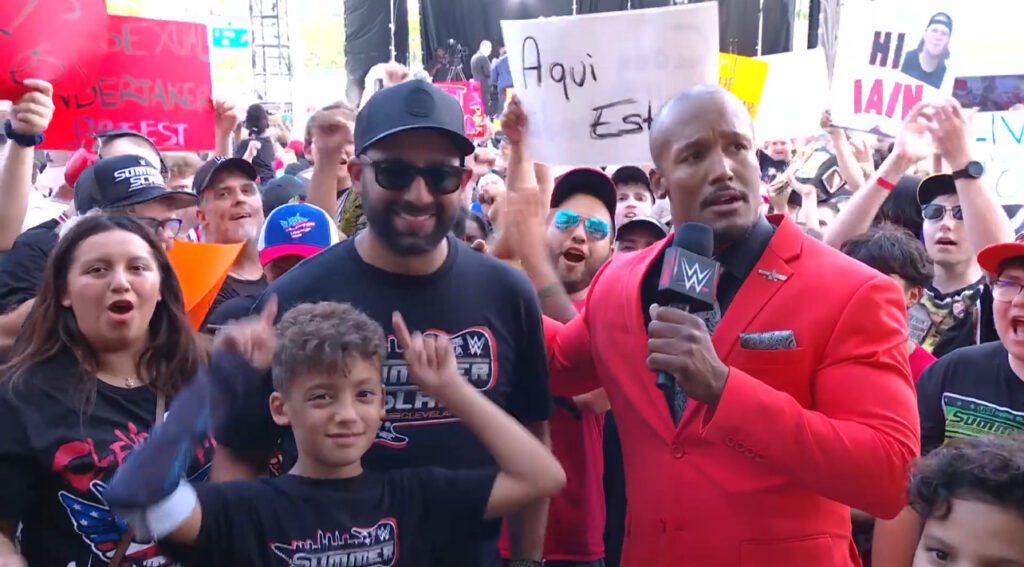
[{"xmin": 740, "ymin": 330, "xmax": 797, "ymax": 350}]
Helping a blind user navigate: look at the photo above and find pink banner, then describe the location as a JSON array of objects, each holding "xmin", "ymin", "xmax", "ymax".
[{"xmin": 435, "ymin": 80, "xmax": 487, "ymax": 139}]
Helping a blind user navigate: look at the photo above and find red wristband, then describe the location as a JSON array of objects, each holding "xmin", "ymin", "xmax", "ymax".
[{"xmin": 876, "ymin": 177, "xmax": 896, "ymax": 191}]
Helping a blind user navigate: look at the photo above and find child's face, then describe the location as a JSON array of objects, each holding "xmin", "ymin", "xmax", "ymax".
[
  {"xmin": 270, "ymin": 358, "xmax": 385, "ymax": 479},
  {"xmin": 914, "ymin": 498, "xmax": 1024, "ymax": 567}
]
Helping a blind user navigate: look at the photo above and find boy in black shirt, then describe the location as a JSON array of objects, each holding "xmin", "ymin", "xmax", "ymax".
[{"xmin": 105, "ymin": 301, "xmax": 565, "ymax": 567}]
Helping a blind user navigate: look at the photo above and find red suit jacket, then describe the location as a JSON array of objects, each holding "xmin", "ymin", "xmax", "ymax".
[{"xmin": 545, "ymin": 215, "xmax": 920, "ymax": 567}]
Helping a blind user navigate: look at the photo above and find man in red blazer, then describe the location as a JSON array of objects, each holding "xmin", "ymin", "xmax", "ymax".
[{"xmin": 513, "ymin": 86, "xmax": 920, "ymax": 566}]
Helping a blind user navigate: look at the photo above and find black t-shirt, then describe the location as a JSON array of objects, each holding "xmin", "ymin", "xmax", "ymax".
[
  {"xmin": 164, "ymin": 468, "xmax": 495, "ymax": 567},
  {"xmin": 900, "ymin": 49, "xmax": 947, "ymax": 89},
  {"xmin": 0, "ymin": 218, "xmax": 58, "ymax": 314},
  {"xmin": 203, "ymin": 275, "xmax": 267, "ymax": 331},
  {"xmin": 216, "ymin": 236, "xmax": 550, "ymax": 564},
  {"xmin": 757, "ymin": 149, "xmax": 788, "ymax": 184},
  {"xmin": 202, "ymin": 293, "xmax": 259, "ymax": 332},
  {"xmin": 234, "ymin": 135, "xmax": 277, "ymax": 183},
  {"xmin": 917, "ymin": 341, "xmax": 1024, "ymax": 455},
  {"xmin": 0, "ymin": 352, "xmax": 215, "ymax": 567}
]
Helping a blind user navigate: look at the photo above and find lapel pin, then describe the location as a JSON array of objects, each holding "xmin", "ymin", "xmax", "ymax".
[{"xmin": 758, "ymin": 269, "xmax": 788, "ymax": 282}]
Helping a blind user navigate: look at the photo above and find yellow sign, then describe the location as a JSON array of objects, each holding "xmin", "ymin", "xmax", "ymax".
[{"xmin": 719, "ymin": 53, "xmax": 769, "ymax": 119}]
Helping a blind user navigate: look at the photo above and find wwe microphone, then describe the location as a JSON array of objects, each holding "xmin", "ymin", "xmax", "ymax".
[{"xmin": 655, "ymin": 223, "xmax": 720, "ymax": 418}]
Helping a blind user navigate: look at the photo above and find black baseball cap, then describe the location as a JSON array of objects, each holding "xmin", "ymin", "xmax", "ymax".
[
  {"xmin": 611, "ymin": 165, "xmax": 655, "ymax": 201},
  {"xmin": 616, "ymin": 216, "xmax": 669, "ymax": 241},
  {"xmin": 355, "ymin": 79, "xmax": 475, "ymax": 158},
  {"xmin": 928, "ymin": 12, "xmax": 952, "ymax": 33},
  {"xmin": 262, "ymin": 174, "xmax": 309, "ymax": 217},
  {"xmin": 917, "ymin": 173, "xmax": 956, "ymax": 205},
  {"xmin": 192, "ymin": 156, "xmax": 259, "ymax": 195},
  {"xmin": 551, "ymin": 168, "xmax": 618, "ymax": 226},
  {"xmin": 74, "ymin": 155, "xmax": 197, "ymax": 214}
]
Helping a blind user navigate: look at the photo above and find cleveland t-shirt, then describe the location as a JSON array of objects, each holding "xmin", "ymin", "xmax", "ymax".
[
  {"xmin": 216, "ymin": 236, "xmax": 551, "ymax": 566},
  {"xmin": 163, "ymin": 469, "xmax": 496, "ymax": 567},
  {"xmin": 917, "ymin": 340, "xmax": 1024, "ymax": 455},
  {"xmin": 0, "ymin": 351, "xmax": 214, "ymax": 567}
]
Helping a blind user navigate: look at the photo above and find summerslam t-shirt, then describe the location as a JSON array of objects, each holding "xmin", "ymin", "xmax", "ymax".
[
  {"xmin": 0, "ymin": 352, "xmax": 215, "ymax": 567},
  {"xmin": 917, "ymin": 340, "xmax": 1024, "ymax": 455},
  {"xmin": 216, "ymin": 236, "xmax": 551, "ymax": 565},
  {"xmin": 164, "ymin": 469, "xmax": 496, "ymax": 567}
]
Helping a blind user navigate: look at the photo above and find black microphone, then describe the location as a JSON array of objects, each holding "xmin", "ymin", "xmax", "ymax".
[{"xmin": 654, "ymin": 223, "xmax": 720, "ymax": 419}]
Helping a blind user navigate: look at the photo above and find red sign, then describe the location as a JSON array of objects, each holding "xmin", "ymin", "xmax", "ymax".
[
  {"xmin": 42, "ymin": 15, "xmax": 215, "ymax": 152},
  {"xmin": 435, "ymin": 81, "xmax": 487, "ymax": 139},
  {"xmin": 0, "ymin": 0, "xmax": 109, "ymax": 100}
]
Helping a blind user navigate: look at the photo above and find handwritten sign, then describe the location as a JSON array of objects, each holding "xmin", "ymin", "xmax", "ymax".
[
  {"xmin": 830, "ymin": 2, "xmax": 962, "ymax": 137},
  {"xmin": 501, "ymin": 4, "xmax": 718, "ymax": 166},
  {"xmin": 718, "ymin": 53, "xmax": 768, "ymax": 119},
  {"xmin": 754, "ymin": 49, "xmax": 829, "ymax": 141},
  {"xmin": 971, "ymin": 110, "xmax": 1024, "ymax": 204},
  {"xmin": 436, "ymin": 81, "xmax": 488, "ymax": 139},
  {"xmin": 41, "ymin": 15, "xmax": 215, "ymax": 151},
  {"xmin": 0, "ymin": 0, "xmax": 109, "ymax": 100}
]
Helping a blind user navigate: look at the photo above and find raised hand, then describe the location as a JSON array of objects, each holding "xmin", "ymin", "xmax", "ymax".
[
  {"xmin": 925, "ymin": 97, "xmax": 974, "ymax": 170},
  {"xmin": 213, "ymin": 99, "xmax": 240, "ymax": 138},
  {"xmin": 214, "ymin": 296, "xmax": 278, "ymax": 371},
  {"xmin": 391, "ymin": 311, "xmax": 462, "ymax": 400},
  {"xmin": 892, "ymin": 101, "xmax": 934, "ymax": 165},
  {"xmin": 8, "ymin": 78, "xmax": 54, "ymax": 136},
  {"xmin": 501, "ymin": 95, "xmax": 528, "ymax": 145},
  {"xmin": 312, "ymin": 109, "xmax": 355, "ymax": 166}
]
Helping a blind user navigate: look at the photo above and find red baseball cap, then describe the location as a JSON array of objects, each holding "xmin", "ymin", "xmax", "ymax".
[{"xmin": 977, "ymin": 240, "xmax": 1024, "ymax": 275}]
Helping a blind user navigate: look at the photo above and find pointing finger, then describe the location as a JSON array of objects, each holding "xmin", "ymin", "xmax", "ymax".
[{"xmin": 392, "ymin": 311, "xmax": 413, "ymax": 350}]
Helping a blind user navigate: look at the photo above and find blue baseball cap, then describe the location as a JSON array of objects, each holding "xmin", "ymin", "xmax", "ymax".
[{"xmin": 257, "ymin": 202, "xmax": 340, "ymax": 266}]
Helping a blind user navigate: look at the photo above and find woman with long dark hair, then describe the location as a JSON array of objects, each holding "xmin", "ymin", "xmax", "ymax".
[
  {"xmin": 0, "ymin": 215, "xmax": 212, "ymax": 567},
  {"xmin": 234, "ymin": 103, "xmax": 278, "ymax": 183}
]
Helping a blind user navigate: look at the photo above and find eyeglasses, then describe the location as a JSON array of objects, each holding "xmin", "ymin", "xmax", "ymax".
[
  {"xmin": 135, "ymin": 216, "xmax": 183, "ymax": 237},
  {"xmin": 992, "ymin": 279, "xmax": 1024, "ymax": 303},
  {"xmin": 922, "ymin": 204, "xmax": 964, "ymax": 222},
  {"xmin": 552, "ymin": 210, "xmax": 611, "ymax": 241},
  {"xmin": 360, "ymin": 157, "xmax": 468, "ymax": 195}
]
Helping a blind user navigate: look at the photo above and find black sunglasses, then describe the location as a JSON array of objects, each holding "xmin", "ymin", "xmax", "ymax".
[
  {"xmin": 360, "ymin": 157, "xmax": 467, "ymax": 195},
  {"xmin": 922, "ymin": 203, "xmax": 963, "ymax": 221},
  {"xmin": 135, "ymin": 216, "xmax": 183, "ymax": 237}
]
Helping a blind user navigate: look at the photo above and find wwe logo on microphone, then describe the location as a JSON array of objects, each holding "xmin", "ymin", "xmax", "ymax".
[{"xmin": 680, "ymin": 257, "xmax": 714, "ymax": 294}]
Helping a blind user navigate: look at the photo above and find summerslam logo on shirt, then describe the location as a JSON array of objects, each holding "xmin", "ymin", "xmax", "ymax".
[
  {"xmin": 942, "ymin": 393, "xmax": 1024, "ymax": 441},
  {"xmin": 377, "ymin": 326, "xmax": 497, "ymax": 448},
  {"xmin": 271, "ymin": 519, "xmax": 399, "ymax": 567}
]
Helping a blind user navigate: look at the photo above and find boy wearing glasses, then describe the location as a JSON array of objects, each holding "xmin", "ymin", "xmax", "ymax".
[{"xmin": 212, "ymin": 80, "xmax": 553, "ymax": 567}]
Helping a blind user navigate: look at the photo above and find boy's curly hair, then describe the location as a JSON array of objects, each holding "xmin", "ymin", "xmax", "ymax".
[
  {"xmin": 272, "ymin": 302, "xmax": 386, "ymax": 393},
  {"xmin": 909, "ymin": 434, "xmax": 1024, "ymax": 520}
]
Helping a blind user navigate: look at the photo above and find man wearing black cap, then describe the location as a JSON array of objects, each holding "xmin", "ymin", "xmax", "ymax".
[
  {"xmin": 610, "ymin": 166, "xmax": 655, "ymax": 229},
  {"xmin": 212, "ymin": 80, "xmax": 552, "ymax": 567},
  {"xmin": 192, "ymin": 156, "xmax": 268, "ymax": 325},
  {"xmin": 615, "ymin": 217, "xmax": 669, "ymax": 255},
  {"xmin": 0, "ymin": 155, "xmax": 197, "ymax": 351},
  {"xmin": 900, "ymin": 12, "xmax": 953, "ymax": 89}
]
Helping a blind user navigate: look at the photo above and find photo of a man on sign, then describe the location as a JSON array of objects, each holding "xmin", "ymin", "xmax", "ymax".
[{"xmin": 900, "ymin": 12, "xmax": 953, "ymax": 89}]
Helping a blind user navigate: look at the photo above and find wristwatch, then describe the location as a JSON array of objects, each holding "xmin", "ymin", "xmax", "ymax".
[
  {"xmin": 951, "ymin": 160, "xmax": 985, "ymax": 180},
  {"xmin": 2, "ymin": 119, "xmax": 44, "ymax": 148}
]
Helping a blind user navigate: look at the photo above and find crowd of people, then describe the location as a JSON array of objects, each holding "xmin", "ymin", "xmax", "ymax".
[{"xmin": 0, "ymin": 28, "xmax": 1024, "ymax": 567}]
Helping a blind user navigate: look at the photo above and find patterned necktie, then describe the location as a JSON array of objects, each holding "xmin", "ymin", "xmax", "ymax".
[{"xmin": 665, "ymin": 302, "xmax": 722, "ymax": 425}]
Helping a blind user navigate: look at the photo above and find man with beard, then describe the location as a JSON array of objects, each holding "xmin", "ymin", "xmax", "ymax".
[
  {"xmin": 511, "ymin": 86, "xmax": 919, "ymax": 566},
  {"xmin": 212, "ymin": 80, "xmax": 552, "ymax": 567},
  {"xmin": 501, "ymin": 168, "xmax": 615, "ymax": 566},
  {"xmin": 193, "ymin": 156, "xmax": 268, "ymax": 324}
]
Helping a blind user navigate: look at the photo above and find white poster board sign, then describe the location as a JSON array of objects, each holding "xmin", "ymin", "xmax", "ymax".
[
  {"xmin": 972, "ymin": 110, "xmax": 1024, "ymax": 205},
  {"xmin": 755, "ymin": 49, "xmax": 829, "ymax": 141},
  {"xmin": 500, "ymin": 4, "xmax": 718, "ymax": 166},
  {"xmin": 831, "ymin": 2, "xmax": 962, "ymax": 137}
]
